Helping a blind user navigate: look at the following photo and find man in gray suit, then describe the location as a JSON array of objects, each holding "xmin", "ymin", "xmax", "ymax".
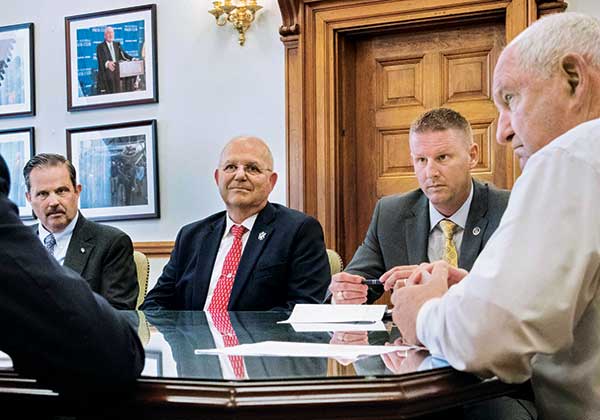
[
  {"xmin": 24, "ymin": 153, "xmax": 138, "ymax": 310},
  {"xmin": 329, "ymin": 108, "xmax": 510, "ymax": 304}
]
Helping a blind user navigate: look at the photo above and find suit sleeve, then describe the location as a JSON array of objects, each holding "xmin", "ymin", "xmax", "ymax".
[
  {"xmin": 140, "ymin": 229, "xmax": 184, "ymax": 311},
  {"xmin": 99, "ymin": 233, "xmax": 139, "ymax": 310},
  {"xmin": 0, "ymin": 194, "xmax": 144, "ymax": 394},
  {"xmin": 274, "ymin": 216, "xmax": 330, "ymax": 311},
  {"xmin": 344, "ymin": 200, "xmax": 386, "ymax": 303}
]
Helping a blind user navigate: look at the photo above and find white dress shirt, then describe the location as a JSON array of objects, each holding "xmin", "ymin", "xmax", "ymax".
[
  {"xmin": 38, "ymin": 212, "xmax": 79, "ymax": 266},
  {"xmin": 203, "ymin": 213, "xmax": 258, "ymax": 311},
  {"xmin": 417, "ymin": 118, "xmax": 600, "ymax": 420},
  {"xmin": 427, "ymin": 181, "xmax": 473, "ymax": 263}
]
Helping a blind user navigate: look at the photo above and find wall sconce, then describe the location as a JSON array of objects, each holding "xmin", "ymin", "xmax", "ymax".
[{"xmin": 209, "ymin": 0, "xmax": 263, "ymax": 46}]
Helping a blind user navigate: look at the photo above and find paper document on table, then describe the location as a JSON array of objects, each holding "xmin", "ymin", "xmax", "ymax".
[
  {"xmin": 194, "ymin": 341, "xmax": 416, "ymax": 359},
  {"xmin": 279, "ymin": 304, "xmax": 387, "ymax": 324},
  {"xmin": 0, "ymin": 350, "xmax": 13, "ymax": 369},
  {"xmin": 290, "ymin": 321, "xmax": 387, "ymax": 332}
]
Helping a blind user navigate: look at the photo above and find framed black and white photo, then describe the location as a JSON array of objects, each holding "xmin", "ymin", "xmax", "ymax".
[
  {"xmin": 0, "ymin": 127, "xmax": 34, "ymax": 219},
  {"xmin": 65, "ymin": 4, "xmax": 157, "ymax": 111},
  {"xmin": 66, "ymin": 120, "xmax": 159, "ymax": 222},
  {"xmin": 0, "ymin": 23, "xmax": 35, "ymax": 118}
]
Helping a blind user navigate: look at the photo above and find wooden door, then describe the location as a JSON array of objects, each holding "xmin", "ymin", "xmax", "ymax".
[{"xmin": 349, "ymin": 20, "xmax": 507, "ymax": 263}]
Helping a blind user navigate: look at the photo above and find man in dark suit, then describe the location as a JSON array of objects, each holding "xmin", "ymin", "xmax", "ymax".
[
  {"xmin": 141, "ymin": 136, "xmax": 330, "ymax": 311},
  {"xmin": 24, "ymin": 153, "xmax": 138, "ymax": 310},
  {"xmin": 0, "ymin": 153, "xmax": 144, "ymax": 394},
  {"xmin": 329, "ymin": 108, "xmax": 510, "ymax": 304},
  {"xmin": 96, "ymin": 26, "xmax": 133, "ymax": 94}
]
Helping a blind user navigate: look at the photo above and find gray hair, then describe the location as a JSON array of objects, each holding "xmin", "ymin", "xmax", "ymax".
[{"xmin": 510, "ymin": 12, "xmax": 600, "ymax": 78}]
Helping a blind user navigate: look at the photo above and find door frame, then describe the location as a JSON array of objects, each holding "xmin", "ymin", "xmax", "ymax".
[{"xmin": 278, "ymin": 0, "xmax": 567, "ymax": 257}]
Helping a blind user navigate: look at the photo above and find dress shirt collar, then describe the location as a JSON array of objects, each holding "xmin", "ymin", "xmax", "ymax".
[
  {"xmin": 223, "ymin": 212, "xmax": 258, "ymax": 239},
  {"xmin": 428, "ymin": 180, "xmax": 473, "ymax": 232},
  {"xmin": 39, "ymin": 211, "xmax": 79, "ymax": 243}
]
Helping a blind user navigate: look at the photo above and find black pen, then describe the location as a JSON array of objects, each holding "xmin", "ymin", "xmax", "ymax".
[{"xmin": 361, "ymin": 278, "xmax": 382, "ymax": 286}]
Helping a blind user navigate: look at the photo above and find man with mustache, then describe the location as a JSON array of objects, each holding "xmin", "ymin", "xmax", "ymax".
[
  {"xmin": 24, "ymin": 153, "xmax": 138, "ymax": 309},
  {"xmin": 0, "ymin": 153, "xmax": 144, "ymax": 394},
  {"xmin": 141, "ymin": 136, "xmax": 330, "ymax": 311},
  {"xmin": 329, "ymin": 108, "xmax": 509, "ymax": 305}
]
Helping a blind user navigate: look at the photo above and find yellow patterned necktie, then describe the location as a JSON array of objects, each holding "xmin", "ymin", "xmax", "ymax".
[{"xmin": 439, "ymin": 219, "xmax": 458, "ymax": 267}]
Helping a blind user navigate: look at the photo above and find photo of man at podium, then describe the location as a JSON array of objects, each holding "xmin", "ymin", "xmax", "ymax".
[{"xmin": 96, "ymin": 26, "xmax": 144, "ymax": 94}]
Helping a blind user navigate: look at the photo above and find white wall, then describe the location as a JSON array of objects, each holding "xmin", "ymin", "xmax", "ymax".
[
  {"xmin": 0, "ymin": 0, "xmax": 286, "ymax": 245},
  {"xmin": 567, "ymin": 0, "xmax": 600, "ymax": 17}
]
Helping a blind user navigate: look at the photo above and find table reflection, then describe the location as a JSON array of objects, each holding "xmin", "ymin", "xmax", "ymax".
[{"xmin": 137, "ymin": 310, "xmax": 447, "ymax": 381}]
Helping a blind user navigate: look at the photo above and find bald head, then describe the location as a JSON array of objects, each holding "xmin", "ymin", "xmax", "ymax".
[
  {"xmin": 219, "ymin": 136, "xmax": 274, "ymax": 170},
  {"xmin": 215, "ymin": 135, "xmax": 278, "ymax": 223}
]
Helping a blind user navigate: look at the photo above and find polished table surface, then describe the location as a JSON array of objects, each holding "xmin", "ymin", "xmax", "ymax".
[{"xmin": 0, "ymin": 310, "xmax": 521, "ymax": 419}]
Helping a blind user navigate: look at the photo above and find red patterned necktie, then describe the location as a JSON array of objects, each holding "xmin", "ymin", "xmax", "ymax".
[
  {"xmin": 208, "ymin": 310, "xmax": 246, "ymax": 379},
  {"xmin": 208, "ymin": 224, "xmax": 248, "ymax": 311}
]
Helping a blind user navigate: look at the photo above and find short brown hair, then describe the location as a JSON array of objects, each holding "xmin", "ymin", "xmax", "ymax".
[
  {"xmin": 23, "ymin": 153, "xmax": 77, "ymax": 192},
  {"xmin": 409, "ymin": 108, "xmax": 473, "ymax": 145}
]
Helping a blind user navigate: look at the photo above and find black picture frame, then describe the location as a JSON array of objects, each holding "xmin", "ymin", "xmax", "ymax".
[
  {"xmin": 66, "ymin": 120, "xmax": 159, "ymax": 222},
  {"xmin": 65, "ymin": 4, "xmax": 158, "ymax": 111},
  {"xmin": 0, "ymin": 126, "xmax": 34, "ymax": 219},
  {"xmin": 0, "ymin": 23, "xmax": 35, "ymax": 118}
]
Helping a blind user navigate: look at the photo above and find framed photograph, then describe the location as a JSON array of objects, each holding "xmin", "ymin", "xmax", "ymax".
[
  {"xmin": 0, "ymin": 127, "xmax": 34, "ymax": 219},
  {"xmin": 65, "ymin": 4, "xmax": 158, "ymax": 111},
  {"xmin": 66, "ymin": 120, "xmax": 159, "ymax": 222},
  {"xmin": 0, "ymin": 23, "xmax": 35, "ymax": 118}
]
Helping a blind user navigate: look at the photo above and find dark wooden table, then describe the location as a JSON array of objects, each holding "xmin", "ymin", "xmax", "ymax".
[{"xmin": 0, "ymin": 311, "xmax": 520, "ymax": 419}]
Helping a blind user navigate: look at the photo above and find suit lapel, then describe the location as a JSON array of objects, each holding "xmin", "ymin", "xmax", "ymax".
[
  {"xmin": 228, "ymin": 204, "xmax": 276, "ymax": 309},
  {"xmin": 64, "ymin": 215, "xmax": 94, "ymax": 275},
  {"xmin": 459, "ymin": 181, "xmax": 489, "ymax": 270},
  {"xmin": 405, "ymin": 194, "xmax": 430, "ymax": 265},
  {"xmin": 192, "ymin": 217, "xmax": 226, "ymax": 310}
]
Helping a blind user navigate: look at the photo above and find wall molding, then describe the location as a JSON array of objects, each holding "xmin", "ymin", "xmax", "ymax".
[{"xmin": 133, "ymin": 241, "xmax": 174, "ymax": 258}]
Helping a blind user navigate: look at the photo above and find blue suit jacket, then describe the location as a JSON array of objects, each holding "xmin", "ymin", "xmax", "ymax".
[{"xmin": 141, "ymin": 202, "xmax": 330, "ymax": 311}]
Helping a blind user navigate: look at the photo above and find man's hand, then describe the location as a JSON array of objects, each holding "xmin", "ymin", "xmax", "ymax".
[
  {"xmin": 328, "ymin": 272, "xmax": 368, "ymax": 304},
  {"xmin": 107, "ymin": 61, "xmax": 116, "ymax": 71},
  {"xmin": 380, "ymin": 265, "xmax": 419, "ymax": 291},
  {"xmin": 391, "ymin": 261, "xmax": 452, "ymax": 345},
  {"xmin": 381, "ymin": 339, "xmax": 429, "ymax": 374},
  {"xmin": 330, "ymin": 331, "xmax": 369, "ymax": 365},
  {"xmin": 405, "ymin": 261, "xmax": 469, "ymax": 287}
]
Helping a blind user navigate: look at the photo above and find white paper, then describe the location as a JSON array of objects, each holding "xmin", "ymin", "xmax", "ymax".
[
  {"xmin": 0, "ymin": 351, "xmax": 13, "ymax": 369},
  {"xmin": 194, "ymin": 341, "xmax": 416, "ymax": 359},
  {"xmin": 279, "ymin": 304, "xmax": 387, "ymax": 324},
  {"xmin": 290, "ymin": 321, "xmax": 387, "ymax": 332}
]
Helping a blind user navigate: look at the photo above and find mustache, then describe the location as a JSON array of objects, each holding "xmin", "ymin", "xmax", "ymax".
[{"xmin": 46, "ymin": 209, "xmax": 65, "ymax": 216}]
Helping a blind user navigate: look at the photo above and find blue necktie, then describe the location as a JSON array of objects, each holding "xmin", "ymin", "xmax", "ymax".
[{"xmin": 44, "ymin": 233, "xmax": 57, "ymax": 256}]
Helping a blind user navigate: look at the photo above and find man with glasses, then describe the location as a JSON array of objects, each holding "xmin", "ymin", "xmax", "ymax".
[{"xmin": 141, "ymin": 136, "xmax": 330, "ymax": 311}]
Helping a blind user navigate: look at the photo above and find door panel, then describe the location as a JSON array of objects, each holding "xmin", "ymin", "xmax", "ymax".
[{"xmin": 353, "ymin": 21, "xmax": 506, "ymax": 265}]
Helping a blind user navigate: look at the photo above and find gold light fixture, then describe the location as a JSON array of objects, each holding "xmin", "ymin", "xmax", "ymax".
[{"xmin": 209, "ymin": 0, "xmax": 263, "ymax": 46}]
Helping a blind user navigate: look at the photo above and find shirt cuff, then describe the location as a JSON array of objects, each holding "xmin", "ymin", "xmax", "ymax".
[{"xmin": 416, "ymin": 297, "xmax": 441, "ymax": 350}]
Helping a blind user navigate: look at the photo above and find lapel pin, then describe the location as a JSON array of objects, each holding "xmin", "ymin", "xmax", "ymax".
[
  {"xmin": 472, "ymin": 227, "xmax": 481, "ymax": 236},
  {"xmin": 258, "ymin": 231, "xmax": 267, "ymax": 241},
  {"xmin": 80, "ymin": 247, "xmax": 86, "ymax": 254}
]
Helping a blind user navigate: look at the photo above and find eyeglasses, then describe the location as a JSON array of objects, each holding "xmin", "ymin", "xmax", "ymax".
[{"xmin": 220, "ymin": 163, "xmax": 272, "ymax": 176}]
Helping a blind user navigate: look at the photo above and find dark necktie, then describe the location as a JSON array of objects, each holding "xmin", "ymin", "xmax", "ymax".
[{"xmin": 44, "ymin": 233, "xmax": 57, "ymax": 257}]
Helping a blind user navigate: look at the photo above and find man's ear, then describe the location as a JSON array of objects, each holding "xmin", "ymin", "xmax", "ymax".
[
  {"xmin": 468, "ymin": 142, "xmax": 479, "ymax": 169},
  {"xmin": 560, "ymin": 53, "xmax": 586, "ymax": 95}
]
